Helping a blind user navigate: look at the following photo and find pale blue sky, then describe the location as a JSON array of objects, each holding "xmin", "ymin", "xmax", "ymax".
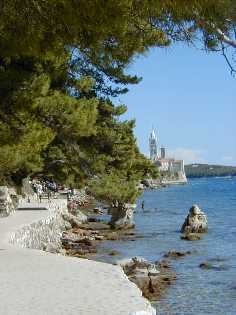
[{"xmin": 119, "ymin": 43, "xmax": 236, "ymax": 166}]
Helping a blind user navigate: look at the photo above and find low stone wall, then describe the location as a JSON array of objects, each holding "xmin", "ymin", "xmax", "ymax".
[{"xmin": 9, "ymin": 200, "xmax": 68, "ymax": 249}]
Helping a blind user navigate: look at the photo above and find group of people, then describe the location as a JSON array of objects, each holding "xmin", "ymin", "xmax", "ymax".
[{"xmin": 31, "ymin": 178, "xmax": 58, "ymax": 202}]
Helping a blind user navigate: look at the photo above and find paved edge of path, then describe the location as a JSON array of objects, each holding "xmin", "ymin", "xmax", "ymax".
[{"xmin": 0, "ymin": 201, "xmax": 156, "ymax": 315}]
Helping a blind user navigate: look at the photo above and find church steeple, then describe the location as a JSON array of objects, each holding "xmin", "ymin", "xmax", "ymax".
[{"xmin": 149, "ymin": 128, "xmax": 158, "ymax": 161}]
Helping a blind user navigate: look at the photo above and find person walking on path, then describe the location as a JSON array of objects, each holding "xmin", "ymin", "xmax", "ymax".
[{"xmin": 36, "ymin": 182, "xmax": 43, "ymax": 203}]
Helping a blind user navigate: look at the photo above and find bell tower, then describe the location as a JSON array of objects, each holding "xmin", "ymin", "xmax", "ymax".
[{"xmin": 149, "ymin": 128, "xmax": 158, "ymax": 161}]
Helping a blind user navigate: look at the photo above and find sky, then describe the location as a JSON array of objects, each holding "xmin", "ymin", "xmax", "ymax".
[{"xmin": 118, "ymin": 43, "xmax": 236, "ymax": 166}]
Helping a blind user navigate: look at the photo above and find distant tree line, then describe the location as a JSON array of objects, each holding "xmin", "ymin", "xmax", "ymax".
[{"xmin": 185, "ymin": 164, "xmax": 236, "ymax": 178}]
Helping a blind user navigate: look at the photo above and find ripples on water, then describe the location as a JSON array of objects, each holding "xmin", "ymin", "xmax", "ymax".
[{"xmin": 98, "ymin": 177, "xmax": 236, "ymax": 315}]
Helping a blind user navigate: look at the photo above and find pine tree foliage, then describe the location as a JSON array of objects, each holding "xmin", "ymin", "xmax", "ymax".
[{"xmin": 0, "ymin": 1, "xmax": 235, "ymax": 202}]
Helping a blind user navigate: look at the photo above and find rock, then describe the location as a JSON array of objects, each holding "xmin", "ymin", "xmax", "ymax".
[
  {"xmin": 63, "ymin": 237, "xmax": 97, "ymax": 255},
  {"xmin": 88, "ymin": 217, "xmax": 100, "ymax": 223},
  {"xmin": 199, "ymin": 261, "xmax": 212, "ymax": 269},
  {"xmin": 133, "ymin": 268, "xmax": 149, "ymax": 276},
  {"xmin": 129, "ymin": 274, "xmax": 150, "ymax": 293},
  {"xmin": 148, "ymin": 265, "xmax": 160, "ymax": 276},
  {"xmin": 44, "ymin": 242, "xmax": 61, "ymax": 254},
  {"xmin": 94, "ymin": 235, "xmax": 104, "ymax": 241},
  {"xmin": 116, "ymin": 256, "xmax": 149, "ymax": 274},
  {"xmin": 64, "ymin": 221, "xmax": 72, "ymax": 230},
  {"xmin": 116, "ymin": 257, "xmax": 134, "ymax": 268},
  {"xmin": 164, "ymin": 250, "xmax": 192, "ymax": 259},
  {"xmin": 67, "ymin": 246, "xmax": 97, "ymax": 256},
  {"xmin": 132, "ymin": 266, "xmax": 176, "ymax": 301},
  {"xmin": 181, "ymin": 233, "xmax": 201, "ymax": 241},
  {"xmin": 93, "ymin": 207, "xmax": 103, "ymax": 214},
  {"xmin": 118, "ymin": 256, "xmax": 176, "ymax": 301},
  {"xmin": 106, "ymin": 232, "xmax": 119, "ymax": 241},
  {"xmin": 58, "ymin": 248, "xmax": 67, "ymax": 255},
  {"xmin": 61, "ymin": 227, "xmax": 99, "ymax": 256},
  {"xmin": 123, "ymin": 231, "xmax": 135, "ymax": 236},
  {"xmin": 75, "ymin": 210, "xmax": 88, "ymax": 223},
  {"xmin": 68, "ymin": 216, "xmax": 81, "ymax": 228},
  {"xmin": 85, "ymin": 221, "xmax": 110, "ymax": 231},
  {"xmin": 190, "ymin": 204, "xmax": 202, "ymax": 215},
  {"xmin": 199, "ymin": 261, "xmax": 229, "ymax": 271},
  {"xmin": 62, "ymin": 212, "xmax": 87, "ymax": 228},
  {"xmin": 67, "ymin": 201, "xmax": 78, "ymax": 213},
  {"xmin": 108, "ymin": 250, "xmax": 120, "ymax": 256},
  {"xmin": 109, "ymin": 204, "xmax": 134, "ymax": 230},
  {"xmin": 181, "ymin": 204, "xmax": 208, "ymax": 233}
]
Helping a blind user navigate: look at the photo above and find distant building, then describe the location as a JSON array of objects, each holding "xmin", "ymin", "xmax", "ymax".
[
  {"xmin": 149, "ymin": 129, "xmax": 158, "ymax": 161},
  {"xmin": 148, "ymin": 128, "xmax": 187, "ymax": 183},
  {"xmin": 155, "ymin": 158, "xmax": 185, "ymax": 173},
  {"xmin": 160, "ymin": 147, "xmax": 166, "ymax": 159}
]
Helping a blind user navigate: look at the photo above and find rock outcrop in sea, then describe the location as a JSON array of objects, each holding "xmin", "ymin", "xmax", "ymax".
[
  {"xmin": 181, "ymin": 204, "xmax": 208, "ymax": 234},
  {"xmin": 110, "ymin": 204, "xmax": 135, "ymax": 229}
]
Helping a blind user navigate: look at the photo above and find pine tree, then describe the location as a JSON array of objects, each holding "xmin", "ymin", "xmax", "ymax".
[{"xmin": 0, "ymin": 0, "xmax": 234, "ymax": 215}]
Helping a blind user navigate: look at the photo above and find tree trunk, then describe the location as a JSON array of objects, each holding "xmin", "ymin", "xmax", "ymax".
[{"xmin": 110, "ymin": 203, "xmax": 134, "ymax": 229}]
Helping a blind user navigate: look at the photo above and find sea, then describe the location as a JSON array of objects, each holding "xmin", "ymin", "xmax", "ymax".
[{"xmin": 96, "ymin": 177, "xmax": 236, "ymax": 315}]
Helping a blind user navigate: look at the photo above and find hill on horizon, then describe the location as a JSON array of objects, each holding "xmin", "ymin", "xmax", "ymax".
[{"xmin": 185, "ymin": 163, "xmax": 236, "ymax": 178}]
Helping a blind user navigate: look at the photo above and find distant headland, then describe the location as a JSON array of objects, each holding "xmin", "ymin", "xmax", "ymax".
[{"xmin": 185, "ymin": 164, "xmax": 236, "ymax": 178}]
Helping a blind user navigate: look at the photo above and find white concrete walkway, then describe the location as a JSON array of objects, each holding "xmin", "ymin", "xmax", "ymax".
[{"xmin": 0, "ymin": 204, "xmax": 155, "ymax": 315}]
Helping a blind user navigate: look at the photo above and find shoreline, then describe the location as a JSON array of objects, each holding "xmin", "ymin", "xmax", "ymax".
[
  {"xmin": 0, "ymin": 197, "xmax": 156, "ymax": 315},
  {"xmin": 60, "ymin": 201, "xmax": 177, "ymax": 302}
]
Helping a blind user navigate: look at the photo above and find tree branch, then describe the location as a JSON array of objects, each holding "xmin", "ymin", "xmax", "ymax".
[
  {"xmin": 221, "ymin": 42, "xmax": 236, "ymax": 76},
  {"xmin": 216, "ymin": 28, "xmax": 236, "ymax": 48}
]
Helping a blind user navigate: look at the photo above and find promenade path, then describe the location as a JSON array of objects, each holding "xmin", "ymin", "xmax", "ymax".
[{"xmin": 0, "ymin": 200, "xmax": 155, "ymax": 315}]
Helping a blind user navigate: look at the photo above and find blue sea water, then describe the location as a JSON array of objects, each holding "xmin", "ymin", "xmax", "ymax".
[{"xmin": 98, "ymin": 177, "xmax": 236, "ymax": 315}]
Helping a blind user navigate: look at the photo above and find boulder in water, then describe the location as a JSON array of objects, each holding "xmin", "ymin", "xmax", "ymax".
[
  {"xmin": 199, "ymin": 260, "xmax": 229, "ymax": 271},
  {"xmin": 164, "ymin": 250, "xmax": 192, "ymax": 259},
  {"xmin": 110, "ymin": 204, "xmax": 134, "ymax": 229},
  {"xmin": 181, "ymin": 204, "xmax": 208, "ymax": 234}
]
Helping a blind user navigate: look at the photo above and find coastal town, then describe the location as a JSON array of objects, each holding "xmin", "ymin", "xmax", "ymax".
[{"xmin": 147, "ymin": 129, "xmax": 187, "ymax": 186}]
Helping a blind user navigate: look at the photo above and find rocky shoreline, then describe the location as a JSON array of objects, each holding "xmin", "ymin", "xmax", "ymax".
[
  {"xmin": 48, "ymin": 192, "xmax": 178, "ymax": 302},
  {"xmin": 59, "ymin": 217, "xmax": 178, "ymax": 301},
  {"xmin": 1, "ymin": 183, "xmax": 213, "ymax": 312},
  {"xmin": 55, "ymin": 197, "xmax": 211, "ymax": 305}
]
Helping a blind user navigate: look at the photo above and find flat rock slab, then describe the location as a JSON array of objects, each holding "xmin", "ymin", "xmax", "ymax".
[{"xmin": 0, "ymin": 206, "xmax": 154, "ymax": 315}]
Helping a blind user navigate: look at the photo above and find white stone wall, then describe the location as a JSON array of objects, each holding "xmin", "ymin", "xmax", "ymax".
[{"xmin": 9, "ymin": 200, "xmax": 68, "ymax": 249}]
